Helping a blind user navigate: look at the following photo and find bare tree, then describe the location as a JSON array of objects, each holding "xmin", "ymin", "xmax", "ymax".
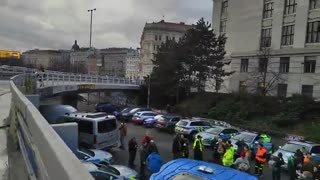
[{"xmin": 249, "ymin": 47, "xmax": 286, "ymax": 96}]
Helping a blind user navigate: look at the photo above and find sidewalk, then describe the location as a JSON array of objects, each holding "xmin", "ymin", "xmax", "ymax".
[{"xmin": 0, "ymin": 81, "xmax": 11, "ymax": 180}]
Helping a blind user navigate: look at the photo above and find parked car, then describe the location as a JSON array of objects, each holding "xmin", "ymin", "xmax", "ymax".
[
  {"xmin": 131, "ymin": 111, "xmax": 157, "ymax": 125},
  {"xmin": 64, "ymin": 112, "xmax": 119, "ymax": 149},
  {"xmin": 115, "ymin": 107, "xmax": 134, "ymax": 120},
  {"xmin": 143, "ymin": 114, "xmax": 163, "ymax": 128},
  {"xmin": 76, "ymin": 148, "xmax": 113, "ymax": 164},
  {"xmin": 83, "ymin": 161, "xmax": 138, "ymax": 180},
  {"xmin": 175, "ymin": 118, "xmax": 212, "ymax": 140},
  {"xmin": 150, "ymin": 159, "xmax": 257, "ymax": 180},
  {"xmin": 154, "ymin": 114, "xmax": 181, "ymax": 132},
  {"xmin": 119, "ymin": 107, "xmax": 151, "ymax": 122},
  {"xmin": 39, "ymin": 105, "xmax": 78, "ymax": 124},
  {"xmin": 268, "ymin": 141, "xmax": 320, "ymax": 170},
  {"xmin": 196, "ymin": 126, "xmax": 239, "ymax": 146},
  {"xmin": 230, "ymin": 131, "xmax": 273, "ymax": 159},
  {"xmin": 95, "ymin": 103, "xmax": 120, "ymax": 115}
]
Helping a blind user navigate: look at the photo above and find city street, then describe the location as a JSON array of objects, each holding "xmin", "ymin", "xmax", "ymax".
[{"xmin": 77, "ymin": 100, "xmax": 291, "ymax": 180}]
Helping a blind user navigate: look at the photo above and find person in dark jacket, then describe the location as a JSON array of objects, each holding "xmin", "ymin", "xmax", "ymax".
[
  {"xmin": 128, "ymin": 137, "xmax": 138, "ymax": 167},
  {"xmin": 235, "ymin": 139, "xmax": 246, "ymax": 159},
  {"xmin": 172, "ymin": 134, "xmax": 182, "ymax": 159},
  {"xmin": 272, "ymin": 152, "xmax": 285, "ymax": 180},
  {"xmin": 181, "ymin": 136, "xmax": 189, "ymax": 158}
]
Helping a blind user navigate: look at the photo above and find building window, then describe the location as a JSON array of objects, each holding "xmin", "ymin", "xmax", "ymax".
[
  {"xmin": 301, "ymin": 85, "xmax": 313, "ymax": 97},
  {"xmin": 239, "ymin": 81, "xmax": 247, "ymax": 93},
  {"xmin": 155, "ymin": 35, "xmax": 158, "ymax": 41},
  {"xmin": 278, "ymin": 84, "xmax": 288, "ymax": 97},
  {"xmin": 261, "ymin": 28, "xmax": 272, "ymax": 47},
  {"xmin": 304, "ymin": 56, "xmax": 316, "ymax": 73},
  {"xmin": 310, "ymin": 0, "xmax": 320, "ymax": 9},
  {"xmin": 263, "ymin": 1, "xmax": 273, "ymax": 19},
  {"xmin": 240, "ymin": 59, "xmax": 249, "ymax": 72},
  {"xmin": 221, "ymin": 0, "xmax": 228, "ymax": 17},
  {"xmin": 166, "ymin": 36, "xmax": 169, "ymax": 41},
  {"xmin": 259, "ymin": 58, "xmax": 268, "ymax": 72},
  {"xmin": 284, "ymin": 0, "xmax": 297, "ymax": 15},
  {"xmin": 306, "ymin": 21, "xmax": 320, "ymax": 43},
  {"xmin": 159, "ymin": 35, "xmax": 162, "ymax": 41},
  {"xmin": 281, "ymin": 25, "xmax": 295, "ymax": 45},
  {"xmin": 172, "ymin": 37, "xmax": 175, "ymax": 41},
  {"xmin": 279, "ymin": 57, "xmax": 290, "ymax": 73},
  {"xmin": 220, "ymin": 20, "xmax": 227, "ymax": 34}
]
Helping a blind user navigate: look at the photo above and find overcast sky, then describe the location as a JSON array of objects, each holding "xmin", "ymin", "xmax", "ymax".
[{"xmin": 0, "ymin": 0, "xmax": 212, "ymax": 51}]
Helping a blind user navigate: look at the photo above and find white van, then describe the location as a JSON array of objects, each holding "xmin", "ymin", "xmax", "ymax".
[{"xmin": 64, "ymin": 112, "xmax": 119, "ymax": 149}]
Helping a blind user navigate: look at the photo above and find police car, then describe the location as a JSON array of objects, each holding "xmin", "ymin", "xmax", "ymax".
[
  {"xmin": 150, "ymin": 159, "xmax": 257, "ymax": 180},
  {"xmin": 196, "ymin": 126, "xmax": 239, "ymax": 146},
  {"xmin": 175, "ymin": 118, "xmax": 212, "ymax": 140}
]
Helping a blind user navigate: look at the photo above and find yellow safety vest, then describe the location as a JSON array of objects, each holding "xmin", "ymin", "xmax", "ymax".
[
  {"xmin": 193, "ymin": 138, "xmax": 204, "ymax": 152},
  {"xmin": 223, "ymin": 148, "xmax": 234, "ymax": 167}
]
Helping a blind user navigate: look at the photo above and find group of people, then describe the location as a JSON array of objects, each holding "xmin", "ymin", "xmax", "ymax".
[
  {"xmin": 287, "ymin": 147, "xmax": 320, "ymax": 180},
  {"xmin": 118, "ymin": 123, "xmax": 163, "ymax": 180}
]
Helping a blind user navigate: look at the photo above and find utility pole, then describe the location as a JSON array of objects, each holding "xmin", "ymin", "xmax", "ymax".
[{"xmin": 88, "ymin": 8, "xmax": 96, "ymax": 48}]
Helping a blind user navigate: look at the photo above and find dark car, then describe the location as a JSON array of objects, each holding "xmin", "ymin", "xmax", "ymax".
[
  {"xmin": 119, "ymin": 107, "xmax": 151, "ymax": 122},
  {"xmin": 95, "ymin": 103, "xmax": 120, "ymax": 115},
  {"xmin": 154, "ymin": 114, "xmax": 181, "ymax": 132},
  {"xmin": 115, "ymin": 107, "xmax": 134, "ymax": 120},
  {"xmin": 39, "ymin": 105, "xmax": 78, "ymax": 124}
]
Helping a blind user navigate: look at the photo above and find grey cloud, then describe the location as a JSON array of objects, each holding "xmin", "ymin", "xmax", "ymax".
[{"xmin": 0, "ymin": 0, "xmax": 212, "ymax": 51}]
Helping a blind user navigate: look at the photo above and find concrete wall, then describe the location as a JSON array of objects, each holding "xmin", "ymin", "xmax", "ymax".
[
  {"xmin": 9, "ymin": 75, "xmax": 94, "ymax": 180},
  {"xmin": 52, "ymin": 123, "xmax": 78, "ymax": 154}
]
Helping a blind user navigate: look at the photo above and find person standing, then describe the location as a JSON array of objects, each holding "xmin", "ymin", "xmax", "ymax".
[
  {"xmin": 172, "ymin": 134, "xmax": 182, "ymax": 159},
  {"xmin": 234, "ymin": 152, "xmax": 250, "ymax": 172},
  {"xmin": 272, "ymin": 152, "xmax": 284, "ymax": 180},
  {"xmin": 181, "ymin": 136, "xmax": 189, "ymax": 158},
  {"xmin": 147, "ymin": 149, "xmax": 162, "ymax": 178},
  {"xmin": 222, "ymin": 144, "xmax": 234, "ymax": 167},
  {"xmin": 243, "ymin": 144, "xmax": 251, "ymax": 161},
  {"xmin": 119, "ymin": 122, "xmax": 127, "ymax": 149},
  {"xmin": 128, "ymin": 137, "xmax": 138, "ymax": 168},
  {"xmin": 288, "ymin": 154, "xmax": 298, "ymax": 180},
  {"xmin": 193, "ymin": 135, "xmax": 204, "ymax": 161},
  {"xmin": 255, "ymin": 142, "xmax": 267, "ymax": 177}
]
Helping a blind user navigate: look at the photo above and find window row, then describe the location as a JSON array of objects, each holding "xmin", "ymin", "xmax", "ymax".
[
  {"xmin": 154, "ymin": 35, "xmax": 179, "ymax": 42},
  {"xmin": 240, "ymin": 56, "xmax": 317, "ymax": 73},
  {"xmin": 239, "ymin": 82, "xmax": 314, "ymax": 98}
]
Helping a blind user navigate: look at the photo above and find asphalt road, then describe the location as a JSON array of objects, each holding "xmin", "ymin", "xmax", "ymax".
[{"xmin": 78, "ymin": 97, "xmax": 291, "ymax": 180}]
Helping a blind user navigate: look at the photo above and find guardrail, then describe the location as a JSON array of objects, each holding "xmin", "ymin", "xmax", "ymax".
[{"xmin": 9, "ymin": 74, "xmax": 94, "ymax": 180}]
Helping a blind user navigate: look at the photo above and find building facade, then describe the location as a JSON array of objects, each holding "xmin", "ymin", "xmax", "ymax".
[
  {"xmin": 22, "ymin": 49, "xmax": 66, "ymax": 69},
  {"xmin": 125, "ymin": 48, "xmax": 140, "ymax": 80},
  {"xmin": 212, "ymin": 0, "xmax": 320, "ymax": 99},
  {"xmin": 139, "ymin": 20, "xmax": 193, "ymax": 78},
  {"xmin": 100, "ymin": 48, "xmax": 127, "ymax": 77}
]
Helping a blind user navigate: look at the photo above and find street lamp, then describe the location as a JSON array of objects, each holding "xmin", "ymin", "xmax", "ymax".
[
  {"xmin": 147, "ymin": 75, "xmax": 151, "ymax": 108},
  {"xmin": 88, "ymin": 8, "xmax": 96, "ymax": 49}
]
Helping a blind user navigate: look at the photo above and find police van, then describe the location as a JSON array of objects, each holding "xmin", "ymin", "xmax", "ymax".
[{"xmin": 64, "ymin": 112, "xmax": 119, "ymax": 149}]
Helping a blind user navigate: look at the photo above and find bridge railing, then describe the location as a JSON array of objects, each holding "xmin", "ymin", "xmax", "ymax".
[
  {"xmin": 9, "ymin": 74, "xmax": 94, "ymax": 180},
  {"xmin": 36, "ymin": 72, "xmax": 141, "ymax": 87}
]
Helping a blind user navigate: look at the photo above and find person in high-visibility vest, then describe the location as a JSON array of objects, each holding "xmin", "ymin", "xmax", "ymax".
[
  {"xmin": 255, "ymin": 142, "xmax": 267, "ymax": 177},
  {"xmin": 193, "ymin": 135, "xmax": 204, "ymax": 160},
  {"xmin": 222, "ymin": 144, "xmax": 234, "ymax": 167},
  {"xmin": 260, "ymin": 134, "xmax": 271, "ymax": 143}
]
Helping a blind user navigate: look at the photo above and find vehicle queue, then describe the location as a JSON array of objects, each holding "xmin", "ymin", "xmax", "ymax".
[{"xmin": 39, "ymin": 103, "xmax": 320, "ymax": 180}]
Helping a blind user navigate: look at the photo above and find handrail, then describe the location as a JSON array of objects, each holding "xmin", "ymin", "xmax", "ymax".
[{"xmin": 9, "ymin": 74, "xmax": 94, "ymax": 180}]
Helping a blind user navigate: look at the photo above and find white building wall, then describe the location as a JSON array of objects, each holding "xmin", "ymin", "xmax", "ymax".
[{"xmin": 212, "ymin": 0, "xmax": 320, "ymax": 99}]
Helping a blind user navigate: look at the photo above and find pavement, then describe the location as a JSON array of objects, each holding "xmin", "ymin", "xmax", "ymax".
[
  {"xmin": 0, "ymin": 80, "xmax": 11, "ymax": 180},
  {"xmin": 76, "ymin": 100, "xmax": 291, "ymax": 180}
]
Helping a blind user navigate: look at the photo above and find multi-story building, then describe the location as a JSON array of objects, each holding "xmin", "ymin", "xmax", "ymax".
[
  {"xmin": 125, "ymin": 48, "xmax": 140, "ymax": 80},
  {"xmin": 22, "ymin": 49, "xmax": 66, "ymax": 69},
  {"xmin": 100, "ymin": 48, "xmax": 127, "ymax": 77},
  {"xmin": 212, "ymin": 0, "xmax": 320, "ymax": 99},
  {"xmin": 139, "ymin": 20, "xmax": 193, "ymax": 78}
]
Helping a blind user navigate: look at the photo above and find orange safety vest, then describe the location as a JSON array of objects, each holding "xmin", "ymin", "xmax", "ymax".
[
  {"xmin": 255, "ymin": 147, "xmax": 267, "ymax": 163},
  {"xmin": 304, "ymin": 156, "xmax": 310, "ymax": 164}
]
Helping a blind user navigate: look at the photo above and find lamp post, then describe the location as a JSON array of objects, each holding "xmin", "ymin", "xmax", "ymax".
[
  {"xmin": 147, "ymin": 75, "xmax": 151, "ymax": 108},
  {"xmin": 88, "ymin": 8, "xmax": 96, "ymax": 48}
]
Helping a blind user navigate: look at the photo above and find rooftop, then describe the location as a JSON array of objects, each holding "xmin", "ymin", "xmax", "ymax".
[{"xmin": 143, "ymin": 20, "xmax": 193, "ymax": 33}]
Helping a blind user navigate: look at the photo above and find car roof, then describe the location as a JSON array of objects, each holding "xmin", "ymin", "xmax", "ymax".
[
  {"xmin": 151, "ymin": 159, "xmax": 257, "ymax": 180},
  {"xmin": 288, "ymin": 141, "xmax": 320, "ymax": 147},
  {"xmin": 238, "ymin": 131, "xmax": 259, "ymax": 136},
  {"xmin": 67, "ymin": 112, "xmax": 115, "ymax": 121},
  {"xmin": 138, "ymin": 111, "xmax": 155, "ymax": 114},
  {"xmin": 82, "ymin": 161, "xmax": 98, "ymax": 172}
]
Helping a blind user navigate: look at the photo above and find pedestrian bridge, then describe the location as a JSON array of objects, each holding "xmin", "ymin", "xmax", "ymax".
[{"xmin": 8, "ymin": 72, "xmax": 141, "ymax": 180}]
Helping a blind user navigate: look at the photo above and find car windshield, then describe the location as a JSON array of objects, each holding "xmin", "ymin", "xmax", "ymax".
[
  {"xmin": 80, "ymin": 149, "xmax": 95, "ymax": 157},
  {"xmin": 233, "ymin": 133, "xmax": 255, "ymax": 143},
  {"xmin": 121, "ymin": 108, "xmax": 131, "ymax": 113},
  {"xmin": 176, "ymin": 121, "xmax": 188, "ymax": 127},
  {"xmin": 281, "ymin": 143, "xmax": 307, "ymax": 153},
  {"xmin": 129, "ymin": 108, "xmax": 139, "ymax": 113},
  {"xmin": 205, "ymin": 127, "xmax": 222, "ymax": 135}
]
